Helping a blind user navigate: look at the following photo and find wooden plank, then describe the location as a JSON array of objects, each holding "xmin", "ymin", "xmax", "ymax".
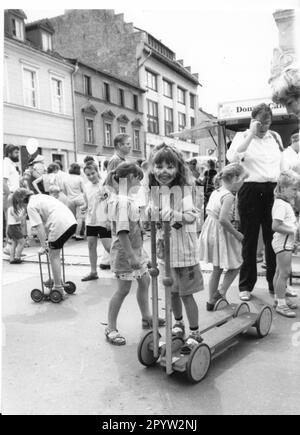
[
  {"xmin": 199, "ymin": 304, "xmax": 237, "ymax": 334},
  {"xmin": 202, "ymin": 313, "xmax": 257, "ymax": 351}
]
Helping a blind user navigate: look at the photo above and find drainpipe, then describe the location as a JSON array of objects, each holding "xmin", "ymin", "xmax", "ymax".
[{"xmin": 71, "ymin": 61, "xmax": 79, "ymax": 162}]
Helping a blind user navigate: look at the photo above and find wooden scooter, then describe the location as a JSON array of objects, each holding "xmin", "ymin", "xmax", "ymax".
[
  {"xmin": 30, "ymin": 247, "xmax": 76, "ymax": 303},
  {"xmin": 137, "ymin": 220, "xmax": 273, "ymax": 383}
]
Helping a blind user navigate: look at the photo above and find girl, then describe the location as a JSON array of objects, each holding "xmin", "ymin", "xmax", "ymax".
[
  {"xmin": 148, "ymin": 143, "xmax": 204, "ymax": 354},
  {"xmin": 105, "ymin": 162, "xmax": 164, "ymax": 346},
  {"xmin": 62, "ymin": 163, "xmax": 86, "ymax": 240},
  {"xmin": 199, "ymin": 163, "xmax": 247, "ymax": 310},
  {"xmin": 11, "ymin": 188, "xmax": 77, "ymax": 297},
  {"xmin": 272, "ymin": 171, "xmax": 299, "ymax": 318},
  {"xmin": 32, "ymin": 163, "xmax": 60, "ymax": 194},
  {"xmin": 7, "ymin": 192, "xmax": 27, "ymax": 263},
  {"xmin": 80, "ymin": 162, "xmax": 111, "ymax": 282}
]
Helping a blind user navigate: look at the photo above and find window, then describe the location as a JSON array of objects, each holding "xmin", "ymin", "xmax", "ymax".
[
  {"xmin": 120, "ymin": 126, "xmax": 126, "ymax": 134},
  {"xmin": 190, "ymin": 93, "xmax": 196, "ymax": 109},
  {"xmin": 42, "ymin": 32, "xmax": 52, "ymax": 51},
  {"xmin": 23, "ymin": 68, "xmax": 38, "ymax": 108},
  {"xmin": 178, "ymin": 112, "xmax": 186, "ymax": 131},
  {"xmin": 146, "ymin": 70, "xmax": 157, "ymax": 91},
  {"xmin": 163, "ymin": 80, "xmax": 172, "ymax": 98},
  {"xmin": 190, "ymin": 116, "xmax": 195, "ymax": 127},
  {"xmin": 51, "ymin": 78, "xmax": 64, "ymax": 113},
  {"xmin": 133, "ymin": 94, "xmax": 138, "ymax": 112},
  {"xmin": 147, "ymin": 99, "xmax": 159, "ymax": 134},
  {"xmin": 119, "ymin": 89, "xmax": 125, "ymax": 107},
  {"xmin": 164, "ymin": 107, "xmax": 174, "ymax": 137},
  {"xmin": 104, "ymin": 122, "xmax": 112, "ymax": 147},
  {"xmin": 177, "ymin": 87, "xmax": 186, "ymax": 105},
  {"xmin": 12, "ymin": 18, "xmax": 24, "ymax": 40},
  {"xmin": 83, "ymin": 75, "xmax": 92, "ymax": 96},
  {"xmin": 104, "ymin": 83, "xmax": 110, "ymax": 102},
  {"xmin": 85, "ymin": 118, "xmax": 94, "ymax": 144},
  {"xmin": 133, "ymin": 130, "xmax": 140, "ymax": 151}
]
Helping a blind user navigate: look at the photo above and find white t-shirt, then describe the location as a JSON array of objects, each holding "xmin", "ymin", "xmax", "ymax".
[
  {"xmin": 227, "ymin": 130, "xmax": 282, "ymax": 182},
  {"xmin": 3, "ymin": 157, "xmax": 20, "ymax": 192},
  {"xmin": 85, "ymin": 181, "xmax": 108, "ymax": 227},
  {"xmin": 281, "ymin": 146, "xmax": 300, "ymax": 172},
  {"xmin": 27, "ymin": 194, "xmax": 77, "ymax": 242},
  {"xmin": 272, "ymin": 198, "xmax": 297, "ymax": 245},
  {"xmin": 7, "ymin": 206, "xmax": 23, "ymax": 225},
  {"xmin": 63, "ymin": 174, "xmax": 85, "ymax": 200}
]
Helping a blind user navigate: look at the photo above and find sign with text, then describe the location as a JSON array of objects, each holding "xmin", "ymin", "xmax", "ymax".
[{"xmin": 218, "ymin": 97, "xmax": 287, "ymax": 120}]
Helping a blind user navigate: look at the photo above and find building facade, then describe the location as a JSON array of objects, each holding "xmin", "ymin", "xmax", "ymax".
[
  {"xmin": 47, "ymin": 9, "xmax": 201, "ymax": 160},
  {"xmin": 3, "ymin": 10, "xmax": 76, "ymax": 172},
  {"xmin": 70, "ymin": 60, "xmax": 145, "ymax": 166}
]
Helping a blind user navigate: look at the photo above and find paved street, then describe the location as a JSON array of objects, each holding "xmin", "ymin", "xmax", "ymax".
[{"xmin": 2, "ymin": 238, "xmax": 300, "ymax": 415}]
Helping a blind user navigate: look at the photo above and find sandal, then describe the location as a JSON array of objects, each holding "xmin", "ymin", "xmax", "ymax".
[
  {"xmin": 105, "ymin": 328, "xmax": 126, "ymax": 346},
  {"xmin": 81, "ymin": 272, "xmax": 99, "ymax": 282},
  {"xmin": 142, "ymin": 317, "xmax": 166, "ymax": 330}
]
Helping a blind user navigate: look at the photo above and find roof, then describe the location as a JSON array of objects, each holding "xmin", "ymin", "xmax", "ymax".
[
  {"xmin": 26, "ymin": 18, "xmax": 55, "ymax": 34},
  {"xmin": 68, "ymin": 58, "xmax": 146, "ymax": 93},
  {"xmin": 4, "ymin": 34, "xmax": 74, "ymax": 69}
]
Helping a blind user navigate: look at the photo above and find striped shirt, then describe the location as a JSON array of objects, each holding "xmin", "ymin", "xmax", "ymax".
[{"xmin": 158, "ymin": 193, "xmax": 199, "ymax": 268}]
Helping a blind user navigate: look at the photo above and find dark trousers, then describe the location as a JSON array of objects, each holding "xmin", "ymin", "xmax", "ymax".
[{"xmin": 238, "ymin": 182, "xmax": 276, "ymax": 293}]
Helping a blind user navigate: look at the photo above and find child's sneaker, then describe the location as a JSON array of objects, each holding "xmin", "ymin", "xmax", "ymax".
[
  {"xmin": 273, "ymin": 299, "xmax": 298, "ymax": 310},
  {"xmin": 180, "ymin": 330, "xmax": 203, "ymax": 355},
  {"xmin": 275, "ymin": 304, "xmax": 296, "ymax": 318},
  {"xmin": 286, "ymin": 286, "xmax": 297, "ymax": 298},
  {"xmin": 172, "ymin": 321, "xmax": 185, "ymax": 338}
]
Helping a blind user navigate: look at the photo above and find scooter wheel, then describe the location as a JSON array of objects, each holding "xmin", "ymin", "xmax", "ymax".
[
  {"xmin": 186, "ymin": 343, "xmax": 211, "ymax": 383},
  {"xmin": 31, "ymin": 289, "xmax": 43, "ymax": 303},
  {"xmin": 50, "ymin": 290, "xmax": 63, "ymax": 303},
  {"xmin": 234, "ymin": 302, "xmax": 250, "ymax": 318},
  {"xmin": 137, "ymin": 331, "xmax": 160, "ymax": 367},
  {"xmin": 64, "ymin": 281, "xmax": 76, "ymax": 294},
  {"xmin": 256, "ymin": 306, "xmax": 273, "ymax": 338},
  {"xmin": 213, "ymin": 298, "xmax": 229, "ymax": 311}
]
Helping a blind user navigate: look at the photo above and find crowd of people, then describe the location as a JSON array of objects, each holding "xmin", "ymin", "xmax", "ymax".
[{"xmin": 3, "ymin": 105, "xmax": 300, "ymax": 351}]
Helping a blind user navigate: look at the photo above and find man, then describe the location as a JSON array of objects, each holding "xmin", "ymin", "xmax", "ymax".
[
  {"xmin": 227, "ymin": 103, "xmax": 283, "ymax": 301},
  {"xmin": 107, "ymin": 133, "xmax": 131, "ymax": 172},
  {"xmin": 3, "ymin": 144, "xmax": 20, "ymax": 252},
  {"xmin": 281, "ymin": 130, "xmax": 300, "ymax": 172}
]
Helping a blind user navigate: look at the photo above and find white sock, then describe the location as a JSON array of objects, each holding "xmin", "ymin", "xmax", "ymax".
[{"xmin": 277, "ymin": 298, "xmax": 286, "ymax": 307}]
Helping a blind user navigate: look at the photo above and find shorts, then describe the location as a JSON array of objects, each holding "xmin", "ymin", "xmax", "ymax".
[
  {"xmin": 272, "ymin": 235, "xmax": 294, "ymax": 255},
  {"xmin": 86, "ymin": 225, "xmax": 111, "ymax": 238},
  {"xmin": 170, "ymin": 263, "xmax": 204, "ymax": 297},
  {"xmin": 7, "ymin": 224, "xmax": 24, "ymax": 241},
  {"xmin": 115, "ymin": 261, "xmax": 149, "ymax": 281},
  {"xmin": 48, "ymin": 224, "xmax": 77, "ymax": 250}
]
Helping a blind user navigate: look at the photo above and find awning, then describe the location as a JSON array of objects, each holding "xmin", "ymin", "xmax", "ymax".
[{"xmin": 170, "ymin": 120, "xmax": 220, "ymax": 147}]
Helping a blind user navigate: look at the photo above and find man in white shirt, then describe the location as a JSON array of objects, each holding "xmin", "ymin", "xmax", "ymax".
[
  {"xmin": 3, "ymin": 144, "xmax": 20, "ymax": 250},
  {"xmin": 281, "ymin": 130, "xmax": 300, "ymax": 172},
  {"xmin": 227, "ymin": 103, "xmax": 283, "ymax": 301}
]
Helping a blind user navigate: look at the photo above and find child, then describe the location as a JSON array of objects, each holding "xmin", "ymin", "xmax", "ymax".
[
  {"xmin": 62, "ymin": 163, "xmax": 86, "ymax": 240},
  {"xmin": 32, "ymin": 163, "xmax": 60, "ymax": 194},
  {"xmin": 80, "ymin": 162, "xmax": 111, "ymax": 281},
  {"xmin": 148, "ymin": 143, "xmax": 204, "ymax": 354},
  {"xmin": 105, "ymin": 162, "xmax": 164, "ymax": 346},
  {"xmin": 7, "ymin": 193, "xmax": 26, "ymax": 263},
  {"xmin": 11, "ymin": 188, "xmax": 77, "ymax": 297},
  {"xmin": 272, "ymin": 171, "xmax": 299, "ymax": 318},
  {"xmin": 199, "ymin": 163, "xmax": 247, "ymax": 309}
]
